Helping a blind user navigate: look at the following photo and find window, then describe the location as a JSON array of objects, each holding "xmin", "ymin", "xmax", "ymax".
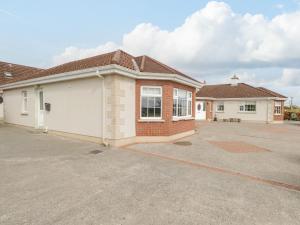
[
  {"xmin": 173, "ymin": 88, "xmax": 192, "ymax": 117},
  {"xmin": 274, "ymin": 101, "xmax": 282, "ymax": 115},
  {"xmin": 21, "ymin": 91, "xmax": 28, "ymax": 113},
  {"xmin": 240, "ymin": 101, "xmax": 256, "ymax": 112},
  {"xmin": 216, "ymin": 102, "xmax": 224, "ymax": 112},
  {"xmin": 141, "ymin": 86, "xmax": 162, "ymax": 119}
]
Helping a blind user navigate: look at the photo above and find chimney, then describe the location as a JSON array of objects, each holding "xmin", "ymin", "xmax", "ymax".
[{"xmin": 230, "ymin": 74, "xmax": 239, "ymax": 86}]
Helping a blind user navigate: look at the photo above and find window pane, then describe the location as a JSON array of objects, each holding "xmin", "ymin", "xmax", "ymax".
[
  {"xmin": 148, "ymin": 108, "xmax": 155, "ymax": 117},
  {"xmin": 141, "ymin": 97, "xmax": 148, "ymax": 117},
  {"xmin": 155, "ymin": 97, "xmax": 161, "ymax": 107},
  {"xmin": 173, "ymin": 99, "xmax": 177, "ymax": 116},
  {"xmin": 155, "ymin": 107, "xmax": 161, "ymax": 117},
  {"xmin": 148, "ymin": 97, "xmax": 155, "ymax": 108},
  {"xmin": 203, "ymin": 101, "xmax": 206, "ymax": 111},
  {"xmin": 178, "ymin": 89, "xmax": 187, "ymax": 98},
  {"xmin": 39, "ymin": 91, "xmax": 44, "ymax": 110},
  {"xmin": 142, "ymin": 87, "xmax": 161, "ymax": 95}
]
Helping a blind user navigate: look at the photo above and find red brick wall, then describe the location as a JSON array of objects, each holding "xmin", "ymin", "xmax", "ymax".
[
  {"xmin": 206, "ymin": 100, "xmax": 213, "ymax": 120},
  {"xmin": 273, "ymin": 100, "xmax": 284, "ymax": 121},
  {"xmin": 136, "ymin": 80, "xmax": 196, "ymax": 136}
]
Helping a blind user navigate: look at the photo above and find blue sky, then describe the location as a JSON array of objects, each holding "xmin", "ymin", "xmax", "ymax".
[{"xmin": 1, "ymin": 0, "xmax": 300, "ymax": 104}]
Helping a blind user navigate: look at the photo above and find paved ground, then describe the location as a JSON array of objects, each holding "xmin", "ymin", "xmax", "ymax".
[{"xmin": 0, "ymin": 122, "xmax": 300, "ymax": 225}]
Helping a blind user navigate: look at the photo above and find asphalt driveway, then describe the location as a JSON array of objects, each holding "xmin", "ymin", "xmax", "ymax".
[{"xmin": 0, "ymin": 122, "xmax": 300, "ymax": 225}]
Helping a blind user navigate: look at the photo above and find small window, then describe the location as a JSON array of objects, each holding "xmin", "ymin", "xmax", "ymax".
[
  {"xmin": 173, "ymin": 88, "xmax": 192, "ymax": 117},
  {"xmin": 274, "ymin": 101, "xmax": 282, "ymax": 115},
  {"xmin": 216, "ymin": 102, "xmax": 224, "ymax": 112},
  {"xmin": 21, "ymin": 91, "xmax": 28, "ymax": 113},
  {"xmin": 141, "ymin": 86, "xmax": 162, "ymax": 119}
]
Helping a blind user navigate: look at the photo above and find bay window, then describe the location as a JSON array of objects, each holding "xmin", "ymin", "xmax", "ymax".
[
  {"xmin": 173, "ymin": 88, "xmax": 192, "ymax": 117},
  {"xmin": 141, "ymin": 86, "xmax": 162, "ymax": 119},
  {"xmin": 274, "ymin": 101, "xmax": 282, "ymax": 115}
]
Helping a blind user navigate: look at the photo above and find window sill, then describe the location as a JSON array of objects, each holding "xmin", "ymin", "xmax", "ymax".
[
  {"xmin": 216, "ymin": 111, "xmax": 224, "ymax": 113},
  {"xmin": 172, "ymin": 117, "xmax": 194, "ymax": 121},
  {"xmin": 138, "ymin": 119, "xmax": 165, "ymax": 123},
  {"xmin": 21, "ymin": 112, "xmax": 28, "ymax": 116},
  {"xmin": 238, "ymin": 111, "xmax": 256, "ymax": 114}
]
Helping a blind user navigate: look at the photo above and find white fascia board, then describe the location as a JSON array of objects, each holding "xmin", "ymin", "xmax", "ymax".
[
  {"xmin": 196, "ymin": 97, "xmax": 216, "ymax": 100},
  {"xmin": 0, "ymin": 64, "xmax": 202, "ymax": 90},
  {"xmin": 274, "ymin": 97, "xmax": 287, "ymax": 101},
  {"xmin": 211, "ymin": 97, "xmax": 276, "ymax": 101}
]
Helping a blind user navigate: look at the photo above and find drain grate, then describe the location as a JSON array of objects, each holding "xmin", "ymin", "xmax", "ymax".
[
  {"xmin": 174, "ymin": 141, "xmax": 192, "ymax": 146},
  {"xmin": 89, "ymin": 150, "xmax": 103, "ymax": 154}
]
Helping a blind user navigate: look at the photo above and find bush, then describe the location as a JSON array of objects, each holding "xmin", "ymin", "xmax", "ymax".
[
  {"xmin": 291, "ymin": 112, "xmax": 298, "ymax": 121},
  {"xmin": 284, "ymin": 111, "xmax": 291, "ymax": 120}
]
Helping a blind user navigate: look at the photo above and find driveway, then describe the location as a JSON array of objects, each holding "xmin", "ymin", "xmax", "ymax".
[{"xmin": 0, "ymin": 122, "xmax": 300, "ymax": 225}]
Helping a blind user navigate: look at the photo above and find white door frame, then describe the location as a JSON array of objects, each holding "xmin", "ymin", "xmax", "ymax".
[{"xmin": 195, "ymin": 101, "xmax": 206, "ymax": 120}]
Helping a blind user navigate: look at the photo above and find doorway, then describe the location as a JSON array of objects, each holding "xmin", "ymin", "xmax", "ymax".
[{"xmin": 196, "ymin": 101, "xmax": 206, "ymax": 120}]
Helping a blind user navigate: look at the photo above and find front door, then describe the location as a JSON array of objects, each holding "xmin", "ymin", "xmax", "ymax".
[
  {"xmin": 37, "ymin": 89, "xmax": 44, "ymax": 128},
  {"xmin": 196, "ymin": 101, "xmax": 206, "ymax": 120}
]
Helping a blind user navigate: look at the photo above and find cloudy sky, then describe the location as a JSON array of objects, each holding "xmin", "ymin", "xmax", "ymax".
[{"xmin": 1, "ymin": 0, "xmax": 300, "ymax": 105}]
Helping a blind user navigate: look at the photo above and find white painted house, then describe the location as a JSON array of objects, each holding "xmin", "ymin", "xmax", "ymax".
[
  {"xmin": 196, "ymin": 76, "xmax": 287, "ymax": 123},
  {"xmin": 0, "ymin": 50, "xmax": 202, "ymax": 146}
]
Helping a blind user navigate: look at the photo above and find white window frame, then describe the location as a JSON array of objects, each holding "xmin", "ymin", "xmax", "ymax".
[
  {"xmin": 216, "ymin": 101, "xmax": 224, "ymax": 112},
  {"xmin": 239, "ymin": 101, "xmax": 256, "ymax": 112},
  {"xmin": 140, "ymin": 86, "xmax": 162, "ymax": 120},
  {"xmin": 173, "ymin": 88, "xmax": 192, "ymax": 118},
  {"xmin": 21, "ymin": 91, "xmax": 28, "ymax": 114},
  {"xmin": 274, "ymin": 101, "xmax": 282, "ymax": 115}
]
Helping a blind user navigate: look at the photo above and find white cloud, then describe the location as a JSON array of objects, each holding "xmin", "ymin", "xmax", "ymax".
[
  {"xmin": 53, "ymin": 1, "xmax": 300, "ymax": 70},
  {"xmin": 52, "ymin": 1, "xmax": 300, "ymax": 105},
  {"xmin": 0, "ymin": 9, "xmax": 18, "ymax": 18},
  {"xmin": 277, "ymin": 68, "xmax": 300, "ymax": 86},
  {"xmin": 53, "ymin": 42, "xmax": 118, "ymax": 65},
  {"xmin": 275, "ymin": 4, "xmax": 284, "ymax": 9}
]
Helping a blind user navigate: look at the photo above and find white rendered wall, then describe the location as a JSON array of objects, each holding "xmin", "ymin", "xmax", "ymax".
[
  {"xmin": 3, "ymin": 87, "xmax": 36, "ymax": 127},
  {"xmin": 43, "ymin": 77, "xmax": 103, "ymax": 137},
  {"xmin": 213, "ymin": 99, "xmax": 274, "ymax": 122}
]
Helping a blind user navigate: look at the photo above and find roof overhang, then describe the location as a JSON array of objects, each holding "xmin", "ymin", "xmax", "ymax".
[
  {"xmin": 196, "ymin": 97, "xmax": 288, "ymax": 101},
  {"xmin": 0, "ymin": 64, "xmax": 202, "ymax": 90}
]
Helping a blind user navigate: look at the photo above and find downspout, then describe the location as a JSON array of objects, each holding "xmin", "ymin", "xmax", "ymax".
[{"xmin": 96, "ymin": 71, "xmax": 108, "ymax": 146}]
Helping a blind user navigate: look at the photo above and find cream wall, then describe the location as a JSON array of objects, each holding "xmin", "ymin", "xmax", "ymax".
[
  {"xmin": 43, "ymin": 77, "xmax": 103, "ymax": 137},
  {"xmin": 2, "ymin": 74, "xmax": 136, "ymax": 142},
  {"xmin": 3, "ymin": 87, "xmax": 36, "ymax": 127},
  {"xmin": 213, "ymin": 99, "xmax": 274, "ymax": 122}
]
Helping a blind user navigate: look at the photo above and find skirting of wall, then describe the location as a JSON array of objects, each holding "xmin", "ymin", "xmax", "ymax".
[
  {"xmin": 48, "ymin": 130, "xmax": 103, "ymax": 144},
  {"xmin": 2, "ymin": 122, "xmax": 195, "ymax": 147},
  {"xmin": 49, "ymin": 129, "xmax": 195, "ymax": 147}
]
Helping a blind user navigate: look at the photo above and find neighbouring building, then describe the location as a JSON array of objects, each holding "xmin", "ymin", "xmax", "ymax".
[
  {"xmin": 196, "ymin": 76, "xmax": 287, "ymax": 123},
  {"xmin": 0, "ymin": 50, "xmax": 202, "ymax": 146}
]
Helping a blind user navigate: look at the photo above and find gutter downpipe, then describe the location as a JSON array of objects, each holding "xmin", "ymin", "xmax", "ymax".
[{"xmin": 96, "ymin": 71, "xmax": 108, "ymax": 146}]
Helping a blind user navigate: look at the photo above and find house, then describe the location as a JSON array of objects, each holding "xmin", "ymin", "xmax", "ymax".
[
  {"xmin": 0, "ymin": 50, "xmax": 202, "ymax": 146},
  {"xmin": 0, "ymin": 61, "xmax": 44, "ymax": 122},
  {"xmin": 196, "ymin": 76, "xmax": 287, "ymax": 123}
]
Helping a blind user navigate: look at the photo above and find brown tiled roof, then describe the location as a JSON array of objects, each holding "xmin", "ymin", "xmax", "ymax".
[
  {"xmin": 257, "ymin": 87, "xmax": 287, "ymax": 98},
  {"xmin": 197, "ymin": 83, "xmax": 286, "ymax": 98},
  {"xmin": 1, "ymin": 50, "xmax": 199, "ymax": 85},
  {"xmin": 0, "ymin": 61, "xmax": 44, "ymax": 85}
]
